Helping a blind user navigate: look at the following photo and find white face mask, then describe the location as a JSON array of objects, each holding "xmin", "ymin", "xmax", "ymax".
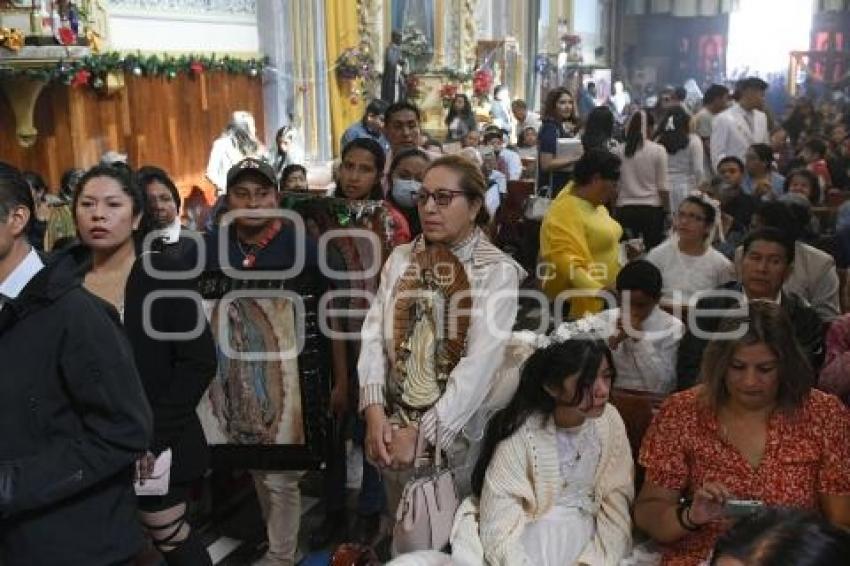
[{"xmin": 392, "ymin": 178, "xmax": 421, "ymax": 209}]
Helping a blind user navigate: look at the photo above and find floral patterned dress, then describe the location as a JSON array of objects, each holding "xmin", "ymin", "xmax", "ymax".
[{"xmin": 639, "ymin": 387, "xmax": 850, "ymax": 565}]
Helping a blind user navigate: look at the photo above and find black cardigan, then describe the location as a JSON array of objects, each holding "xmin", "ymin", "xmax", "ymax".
[{"xmin": 121, "ymin": 249, "xmax": 217, "ymax": 483}]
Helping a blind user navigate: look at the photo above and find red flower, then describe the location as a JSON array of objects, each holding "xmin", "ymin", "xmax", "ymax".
[
  {"xmin": 472, "ymin": 68, "xmax": 494, "ymax": 97},
  {"xmin": 439, "ymin": 84, "xmax": 458, "ymax": 98},
  {"xmin": 71, "ymin": 69, "xmax": 91, "ymax": 87},
  {"xmin": 190, "ymin": 61, "xmax": 204, "ymax": 75},
  {"xmin": 58, "ymin": 26, "xmax": 76, "ymax": 46}
]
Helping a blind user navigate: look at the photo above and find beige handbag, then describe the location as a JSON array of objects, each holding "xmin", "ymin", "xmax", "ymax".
[{"xmin": 391, "ymin": 422, "xmax": 460, "ymax": 556}]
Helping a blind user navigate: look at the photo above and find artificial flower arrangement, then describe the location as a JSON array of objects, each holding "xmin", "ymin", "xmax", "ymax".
[
  {"xmin": 472, "ymin": 67, "xmax": 494, "ymax": 104},
  {"xmin": 439, "ymin": 83, "xmax": 459, "ymax": 108},
  {"xmin": 335, "ymin": 43, "xmax": 377, "ymax": 81}
]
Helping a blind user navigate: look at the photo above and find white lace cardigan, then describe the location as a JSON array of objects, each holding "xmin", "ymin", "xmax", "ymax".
[{"xmin": 450, "ymin": 404, "xmax": 634, "ymax": 566}]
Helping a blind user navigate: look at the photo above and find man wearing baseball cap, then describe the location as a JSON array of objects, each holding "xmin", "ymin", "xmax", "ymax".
[
  {"xmin": 204, "ymin": 157, "xmax": 296, "ymax": 270},
  {"xmin": 203, "ymin": 157, "xmax": 350, "ymax": 565},
  {"xmin": 710, "ymin": 76, "xmax": 769, "ymax": 171}
]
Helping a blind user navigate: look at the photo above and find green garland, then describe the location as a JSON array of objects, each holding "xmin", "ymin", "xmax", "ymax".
[
  {"xmin": 0, "ymin": 51, "xmax": 268, "ymax": 88},
  {"xmin": 426, "ymin": 66, "xmax": 474, "ymax": 83}
]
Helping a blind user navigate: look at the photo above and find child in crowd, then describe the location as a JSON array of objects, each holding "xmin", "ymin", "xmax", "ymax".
[
  {"xmin": 591, "ymin": 260, "xmax": 684, "ymax": 396},
  {"xmin": 451, "ymin": 333, "xmax": 634, "ymax": 566},
  {"xmin": 714, "ymin": 156, "xmax": 756, "ymax": 258}
]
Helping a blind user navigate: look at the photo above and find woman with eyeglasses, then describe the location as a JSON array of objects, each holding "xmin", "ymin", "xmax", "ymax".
[
  {"xmin": 646, "ymin": 195, "xmax": 735, "ymax": 309},
  {"xmin": 635, "ymin": 301, "xmax": 850, "ymax": 565},
  {"xmin": 358, "ymin": 154, "xmax": 527, "ymax": 551}
]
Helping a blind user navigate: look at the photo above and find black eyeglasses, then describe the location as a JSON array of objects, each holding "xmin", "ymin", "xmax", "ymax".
[{"xmin": 415, "ymin": 190, "xmax": 467, "ymax": 207}]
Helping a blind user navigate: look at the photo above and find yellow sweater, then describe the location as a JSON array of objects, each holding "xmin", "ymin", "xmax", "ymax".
[{"xmin": 539, "ymin": 185, "xmax": 623, "ymax": 318}]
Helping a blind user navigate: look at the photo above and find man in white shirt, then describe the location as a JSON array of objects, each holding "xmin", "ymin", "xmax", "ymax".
[
  {"xmin": 710, "ymin": 77, "xmax": 769, "ymax": 171},
  {"xmin": 590, "ymin": 260, "xmax": 684, "ymax": 395},
  {"xmin": 511, "ymin": 99, "xmax": 541, "ymax": 144}
]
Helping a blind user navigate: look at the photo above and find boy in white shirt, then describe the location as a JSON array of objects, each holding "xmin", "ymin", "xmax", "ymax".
[{"xmin": 589, "ymin": 260, "xmax": 684, "ymax": 395}]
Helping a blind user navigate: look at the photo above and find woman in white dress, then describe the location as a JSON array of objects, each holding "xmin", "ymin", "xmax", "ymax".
[
  {"xmin": 656, "ymin": 106, "xmax": 705, "ymax": 215},
  {"xmin": 451, "ymin": 333, "xmax": 634, "ymax": 566},
  {"xmin": 646, "ymin": 194, "xmax": 736, "ymax": 308}
]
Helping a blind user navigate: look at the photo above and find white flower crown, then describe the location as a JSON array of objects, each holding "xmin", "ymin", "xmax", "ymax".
[{"xmin": 514, "ymin": 317, "xmax": 610, "ymax": 350}]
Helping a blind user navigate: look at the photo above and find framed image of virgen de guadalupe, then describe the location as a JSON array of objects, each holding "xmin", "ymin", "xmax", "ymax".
[{"xmin": 196, "ymin": 271, "xmax": 330, "ymax": 470}]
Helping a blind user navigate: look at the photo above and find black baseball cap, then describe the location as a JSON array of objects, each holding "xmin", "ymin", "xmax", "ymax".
[{"xmin": 226, "ymin": 157, "xmax": 278, "ymax": 190}]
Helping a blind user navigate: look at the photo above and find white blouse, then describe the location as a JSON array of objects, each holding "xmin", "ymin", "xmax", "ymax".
[
  {"xmin": 646, "ymin": 237, "xmax": 736, "ymax": 305},
  {"xmin": 357, "ymin": 230, "xmax": 526, "ymax": 449}
]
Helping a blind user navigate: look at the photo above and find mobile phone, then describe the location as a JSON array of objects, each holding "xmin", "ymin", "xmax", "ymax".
[{"xmin": 724, "ymin": 499, "xmax": 764, "ymax": 518}]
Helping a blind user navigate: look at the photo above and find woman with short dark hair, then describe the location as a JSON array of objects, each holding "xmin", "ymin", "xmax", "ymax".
[
  {"xmin": 539, "ymin": 148, "xmax": 624, "ymax": 319},
  {"xmin": 784, "ymin": 168, "xmax": 821, "ymax": 204},
  {"xmin": 647, "ymin": 194, "xmax": 735, "ymax": 308},
  {"xmin": 635, "ymin": 301, "xmax": 850, "ymax": 565}
]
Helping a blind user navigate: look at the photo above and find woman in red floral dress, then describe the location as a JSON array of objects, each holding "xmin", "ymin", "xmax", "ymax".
[{"xmin": 634, "ymin": 301, "xmax": 850, "ymax": 565}]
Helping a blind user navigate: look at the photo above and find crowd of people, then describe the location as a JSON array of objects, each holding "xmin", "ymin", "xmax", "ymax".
[{"xmin": 2, "ymin": 71, "xmax": 850, "ymax": 566}]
